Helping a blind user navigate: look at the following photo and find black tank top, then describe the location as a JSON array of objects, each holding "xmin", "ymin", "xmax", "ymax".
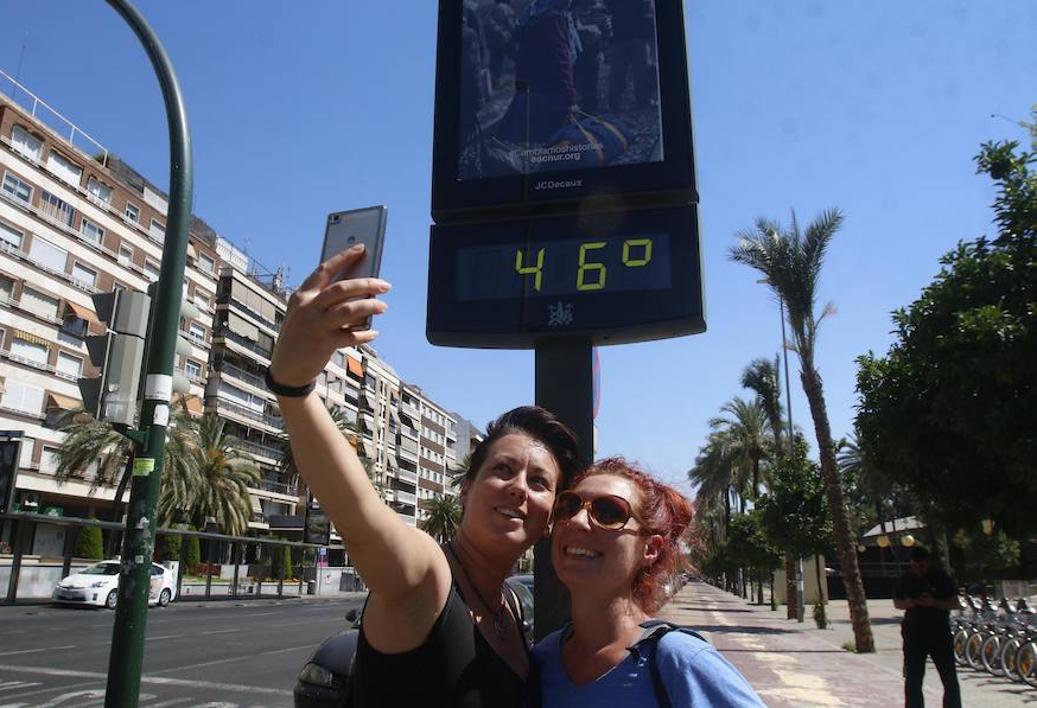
[{"xmin": 353, "ymin": 582, "xmax": 528, "ymax": 708}]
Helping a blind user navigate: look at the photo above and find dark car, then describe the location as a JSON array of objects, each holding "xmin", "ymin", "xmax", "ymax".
[{"xmin": 294, "ymin": 576, "xmax": 533, "ymax": 707}]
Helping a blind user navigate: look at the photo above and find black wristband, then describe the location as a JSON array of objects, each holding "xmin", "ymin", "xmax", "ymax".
[{"xmin": 264, "ymin": 367, "xmax": 316, "ymax": 398}]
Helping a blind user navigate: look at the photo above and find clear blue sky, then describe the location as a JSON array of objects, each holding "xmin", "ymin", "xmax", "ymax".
[{"xmin": 2, "ymin": 1, "xmax": 1032, "ymax": 493}]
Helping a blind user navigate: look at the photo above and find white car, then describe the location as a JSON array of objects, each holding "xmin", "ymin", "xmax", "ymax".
[{"xmin": 52, "ymin": 560, "xmax": 177, "ymax": 609}]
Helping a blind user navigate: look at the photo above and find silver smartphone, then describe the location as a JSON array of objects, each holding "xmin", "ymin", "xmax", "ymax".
[{"xmin": 320, "ymin": 205, "xmax": 388, "ymax": 330}]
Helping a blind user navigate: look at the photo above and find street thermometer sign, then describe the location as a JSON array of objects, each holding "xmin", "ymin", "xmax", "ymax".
[{"xmin": 428, "ymin": 0, "xmax": 703, "ymax": 347}]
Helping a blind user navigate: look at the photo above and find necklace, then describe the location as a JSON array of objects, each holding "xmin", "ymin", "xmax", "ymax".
[{"xmin": 446, "ymin": 542, "xmax": 510, "ymax": 639}]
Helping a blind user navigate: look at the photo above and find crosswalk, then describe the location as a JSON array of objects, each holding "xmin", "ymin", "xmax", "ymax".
[{"xmin": 0, "ymin": 676, "xmax": 288, "ymax": 708}]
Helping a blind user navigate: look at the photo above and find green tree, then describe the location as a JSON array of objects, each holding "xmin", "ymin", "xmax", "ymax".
[
  {"xmin": 73, "ymin": 524, "xmax": 104, "ymax": 560},
  {"xmin": 158, "ymin": 533, "xmax": 182, "ymax": 563},
  {"xmin": 279, "ymin": 405, "xmax": 384, "ymax": 496},
  {"xmin": 757, "ymin": 443, "xmax": 835, "ymax": 618},
  {"xmin": 731, "ymin": 209, "xmax": 875, "ymax": 652},
  {"xmin": 186, "ymin": 415, "xmax": 262, "ymax": 536},
  {"xmin": 184, "ymin": 529, "xmax": 201, "ymax": 574},
  {"xmin": 708, "ymin": 397, "xmax": 772, "ymax": 500},
  {"xmin": 856, "ymin": 135, "xmax": 1037, "ymax": 537},
  {"xmin": 53, "ymin": 414, "xmax": 133, "ymax": 520},
  {"xmin": 952, "ymin": 528, "xmax": 1021, "ymax": 583},
  {"xmin": 419, "ymin": 494, "xmax": 462, "ymax": 543},
  {"xmin": 725, "ymin": 511, "xmax": 782, "ymax": 605}
]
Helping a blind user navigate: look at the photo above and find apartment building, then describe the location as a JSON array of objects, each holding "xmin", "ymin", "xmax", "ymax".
[
  {"xmin": 405, "ymin": 384, "xmax": 458, "ymax": 517},
  {"xmin": 0, "ymin": 74, "xmax": 462, "ymax": 545},
  {"xmin": 0, "ymin": 84, "xmax": 213, "ymax": 518}
]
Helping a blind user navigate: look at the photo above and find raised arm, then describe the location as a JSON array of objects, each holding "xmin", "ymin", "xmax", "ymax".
[{"xmin": 269, "ymin": 247, "xmax": 450, "ymax": 637}]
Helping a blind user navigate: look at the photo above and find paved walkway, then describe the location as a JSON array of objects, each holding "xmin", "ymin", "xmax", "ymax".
[{"xmin": 660, "ymin": 581, "xmax": 1037, "ymax": 707}]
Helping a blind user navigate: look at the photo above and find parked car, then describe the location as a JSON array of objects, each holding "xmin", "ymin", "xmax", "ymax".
[
  {"xmin": 52, "ymin": 560, "xmax": 177, "ymax": 609},
  {"xmin": 294, "ymin": 575, "xmax": 533, "ymax": 707}
]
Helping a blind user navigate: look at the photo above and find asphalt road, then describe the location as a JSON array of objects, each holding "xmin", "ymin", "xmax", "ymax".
[{"xmin": 0, "ymin": 595, "xmax": 365, "ymax": 707}]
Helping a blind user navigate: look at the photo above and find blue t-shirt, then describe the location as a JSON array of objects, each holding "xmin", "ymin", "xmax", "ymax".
[{"xmin": 532, "ymin": 626, "xmax": 764, "ymax": 707}]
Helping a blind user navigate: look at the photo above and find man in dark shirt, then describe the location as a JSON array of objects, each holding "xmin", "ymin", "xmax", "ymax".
[{"xmin": 893, "ymin": 546, "xmax": 962, "ymax": 708}]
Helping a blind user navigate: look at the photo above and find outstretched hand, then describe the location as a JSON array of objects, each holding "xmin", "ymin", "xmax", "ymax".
[{"xmin": 269, "ymin": 244, "xmax": 391, "ymax": 388}]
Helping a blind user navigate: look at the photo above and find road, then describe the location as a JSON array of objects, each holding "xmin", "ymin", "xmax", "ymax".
[{"xmin": 0, "ymin": 595, "xmax": 365, "ymax": 707}]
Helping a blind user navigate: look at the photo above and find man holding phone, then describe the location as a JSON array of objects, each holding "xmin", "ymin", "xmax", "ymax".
[{"xmin": 893, "ymin": 546, "xmax": 962, "ymax": 708}]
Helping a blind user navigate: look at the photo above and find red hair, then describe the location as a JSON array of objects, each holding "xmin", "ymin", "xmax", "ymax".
[{"xmin": 572, "ymin": 457, "xmax": 694, "ymax": 614}]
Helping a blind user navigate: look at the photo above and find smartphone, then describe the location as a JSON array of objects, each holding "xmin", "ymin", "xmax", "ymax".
[{"xmin": 320, "ymin": 205, "xmax": 388, "ymax": 330}]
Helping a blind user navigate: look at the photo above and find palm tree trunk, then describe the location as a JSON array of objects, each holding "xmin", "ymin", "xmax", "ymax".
[
  {"xmin": 800, "ymin": 365, "xmax": 875, "ymax": 652},
  {"xmin": 785, "ymin": 553, "xmax": 798, "ymax": 619},
  {"xmin": 752, "ymin": 457, "xmax": 761, "ymax": 499},
  {"xmin": 757, "ymin": 569, "xmax": 764, "ymax": 605}
]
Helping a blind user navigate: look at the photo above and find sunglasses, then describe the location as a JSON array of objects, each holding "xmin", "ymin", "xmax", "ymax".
[{"xmin": 553, "ymin": 491, "xmax": 642, "ymax": 531}]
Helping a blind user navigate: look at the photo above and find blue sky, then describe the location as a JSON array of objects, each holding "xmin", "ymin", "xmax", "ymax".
[{"xmin": 2, "ymin": 1, "xmax": 1032, "ymax": 493}]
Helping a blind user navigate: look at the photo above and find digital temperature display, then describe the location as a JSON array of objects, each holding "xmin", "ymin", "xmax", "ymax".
[
  {"xmin": 427, "ymin": 205, "xmax": 704, "ymax": 348},
  {"xmin": 456, "ymin": 235, "xmax": 671, "ymax": 302}
]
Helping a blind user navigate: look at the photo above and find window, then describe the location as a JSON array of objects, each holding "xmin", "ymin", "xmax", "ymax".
[
  {"xmin": 194, "ymin": 252, "xmax": 214, "ymax": 275},
  {"xmin": 0, "ymin": 221, "xmax": 23, "ymax": 250},
  {"xmin": 1, "ymin": 380, "xmax": 45, "ymax": 416},
  {"xmin": 189, "ymin": 322, "xmax": 206, "ymax": 343},
  {"xmin": 118, "ymin": 246, "xmax": 133, "ymax": 267},
  {"xmin": 41, "ymin": 446, "xmax": 61, "ymax": 474},
  {"xmin": 80, "ymin": 219, "xmax": 104, "ymax": 246},
  {"xmin": 71, "ymin": 263, "xmax": 97, "ymax": 288},
  {"xmin": 20, "ymin": 287, "xmax": 59, "ymax": 320},
  {"xmin": 28, "ymin": 236, "xmax": 67, "ymax": 273},
  {"xmin": 41, "ymin": 191, "xmax": 76, "ymax": 227},
  {"xmin": 2, "ymin": 172, "xmax": 33, "ymax": 204},
  {"xmin": 149, "ymin": 219, "xmax": 165, "ymax": 241},
  {"xmin": 57, "ymin": 352, "xmax": 83, "ymax": 377},
  {"xmin": 124, "ymin": 202, "xmax": 140, "ymax": 223},
  {"xmin": 11, "ymin": 336, "xmax": 50, "ymax": 365},
  {"xmin": 143, "ymin": 260, "xmax": 160, "ymax": 282},
  {"xmin": 194, "ymin": 291, "xmax": 210, "ymax": 311},
  {"xmin": 0, "ymin": 274, "xmax": 13, "ymax": 301},
  {"xmin": 46, "ymin": 151, "xmax": 83, "ymax": 186},
  {"xmin": 11, "ymin": 126, "xmax": 42, "ymax": 161},
  {"xmin": 86, "ymin": 178, "xmax": 112, "ymax": 204},
  {"xmin": 185, "ymin": 360, "xmax": 202, "ymax": 380}
]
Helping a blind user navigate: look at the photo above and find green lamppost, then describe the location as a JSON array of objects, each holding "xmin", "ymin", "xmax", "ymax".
[{"xmin": 102, "ymin": 1, "xmax": 193, "ymax": 706}]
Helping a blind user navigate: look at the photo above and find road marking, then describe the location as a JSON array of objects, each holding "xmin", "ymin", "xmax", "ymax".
[
  {"xmin": 0, "ymin": 682, "xmax": 42, "ymax": 692},
  {"xmin": 148, "ymin": 643, "xmax": 318, "ymax": 676},
  {"xmin": 146, "ymin": 634, "xmax": 185, "ymax": 641},
  {"xmin": 0, "ymin": 647, "xmax": 76, "ymax": 658},
  {"xmin": 0, "ymin": 680, "xmax": 101, "ymax": 702},
  {"xmin": 200, "ymin": 629, "xmax": 239, "ymax": 636},
  {"xmin": 0, "ymin": 666, "xmax": 291, "ymax": 698}
]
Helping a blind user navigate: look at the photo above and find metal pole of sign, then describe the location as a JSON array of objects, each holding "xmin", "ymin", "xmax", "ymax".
[
  {"xmin": 103, "ymin": 1, "xmax": 193, "ymax": 705},
  {"xmin": 533, "ymin": 340, "xmax": 595, "ymax": 641}
]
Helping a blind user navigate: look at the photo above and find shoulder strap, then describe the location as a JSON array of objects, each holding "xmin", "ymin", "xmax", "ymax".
[{"xmin": 632, "ymin": 621, "xmax": 708, "ymax": 708}]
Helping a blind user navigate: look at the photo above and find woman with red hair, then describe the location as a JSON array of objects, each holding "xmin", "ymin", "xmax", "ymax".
[{"xmin": 534, "ymin": 458, "xmax": 762, "ymax": 707}]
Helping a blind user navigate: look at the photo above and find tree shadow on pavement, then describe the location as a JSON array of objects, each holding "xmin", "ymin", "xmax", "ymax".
[{"xmin": 692, "ymin": 624, "xmax": 795, "ymax": 635}]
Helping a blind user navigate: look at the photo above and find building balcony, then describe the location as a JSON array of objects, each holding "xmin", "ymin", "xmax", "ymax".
[
  {"xmin": 397, "ymin": 467, "xmax": 418, "ymax": 485},
  {"xmin": 214, "ymin": 396, "xmax": 284, "ymax": 432},
  {"xmin": 237, "ymin": 438, "xmax": 284, "ymax": 464},
  {"xmin": 393, "ymin": 489, "xmax": 417, "ymax": 506},
  {"xmin": 398, "ymin": 446, "xmax": 418, "ymax": 464},
  {"xmin": 220, "ymin": 362, "xmax": 267, "ymax": 392},
  {"xmin": 213, "ymin": 328, "xmax": 273, "ymax": 363}
]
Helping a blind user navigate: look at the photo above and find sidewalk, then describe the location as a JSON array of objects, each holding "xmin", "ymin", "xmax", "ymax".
[{"xmin": 660, "ymin": 581, "xmax": 1035, "ymax": 707}]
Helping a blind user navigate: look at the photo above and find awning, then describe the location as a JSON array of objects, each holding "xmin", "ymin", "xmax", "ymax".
[
  {"xmin": 187, "ymin": 242, "xmax": 198, "ymax": 260},
  {"xmin": 361, "ymin": 440, "xmax": 375, "ymax": 459},
  {"xmin": 386, "ymin": 454, "xmax": 398, "ymax": 469},
  {"xmin": 0, "ymin": 376, "xmax": 5, "ymax": 394},
  {"xmin": 346, "ymin": 356, "xmax": 364, "ymax": 379},
  {"xmin": 389, "ymin": 409, "xmax": 401, "ymax": 426},
  {"xmin": 250, "ymin": 494, "xmax": 263, "ymax": 515},
  {"xmin": 14, "ymin": 330, "xmax": 49, "ymax": 347},
  {"xmin": 227, "ymin": 313, "xmax": 260, "ymax": 341},
  {"xmin": 47, "ymin": 391, "xmax": 80, "ymax": 410},
  {"xmin": 65, "ymin": 301, "xmax": 100, "ymax": 325},
  {"xmin": 174, "ymin": 393, "xmax": 204, "ymax": 416}
]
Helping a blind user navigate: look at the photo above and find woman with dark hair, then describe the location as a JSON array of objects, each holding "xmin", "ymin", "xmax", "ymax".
[
  {"xmin": 268, "ymin": 246, "xmax": 579, "ymax": 707},
  {"xmin": 535, "ymin": 458, "xmax": 763, "ymax": 706}
]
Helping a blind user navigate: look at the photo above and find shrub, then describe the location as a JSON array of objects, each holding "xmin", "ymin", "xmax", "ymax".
[
  {"xmin": 73, "ymin": 525, "xmax": 104, "ymax": 560},
  {"xmin": 159, "ymin": 534, "xmax": 182, "ymax": 562},
  {"xmin": 184, "ymin": 530, "xmax": 201, "ymax": 574}
]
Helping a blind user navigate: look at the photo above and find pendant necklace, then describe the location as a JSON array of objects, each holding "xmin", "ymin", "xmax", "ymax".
[{"xmin": 447, "ymin": 542, "xmax": 510, "ymax": 639}]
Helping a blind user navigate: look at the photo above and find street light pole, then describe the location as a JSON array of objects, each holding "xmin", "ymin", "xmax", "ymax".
[{"xmin": 103, "ymin": 1, "xmax": 193, "ymax": 706}]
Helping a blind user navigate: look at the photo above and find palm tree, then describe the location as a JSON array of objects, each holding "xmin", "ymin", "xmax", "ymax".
[
  {"xmin": 279, "ymin": 405, "xmax": 384, "ymax": 496},
  {"xmin": 741, "ymin": 357, "xmax": 799, "ymax": 617},
  {"xmin": 741, "ymin": 357, "xmax": 784, "ymax": 455},
  {"xmin": 708, "ymin": 397, "xmax": 771, "ymax": 500},
  {"xmin": 419, "ymin": 494, "xmax": 462, "ymax": 543},
  {"xmin": 157, "ymin": 411, "xmax": 201, "ymax": 527},
  {"xmin": 730, "ymin": 209, "xmax": 875, "ymax": 652},
  {"xmin": 53, "ymin": 412, "xmax": 134, "ymax": 517},
  {"xmin": 188, "ymin": 414, "xmax": 262, "ymax": 537},
  {"xmin": 689, "ymin": 429, "xmax": 740, "ymax": 534}
]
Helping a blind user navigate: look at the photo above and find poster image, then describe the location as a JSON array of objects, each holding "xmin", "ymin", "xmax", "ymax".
[{"xmin": 458, "ymin": 0, "xmax": 665, "ymax": 180}]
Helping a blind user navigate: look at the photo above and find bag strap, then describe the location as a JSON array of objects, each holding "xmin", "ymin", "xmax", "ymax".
[{"xmin": 631, "ymin": 621, "xmax": 708, "ymax": 708}]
